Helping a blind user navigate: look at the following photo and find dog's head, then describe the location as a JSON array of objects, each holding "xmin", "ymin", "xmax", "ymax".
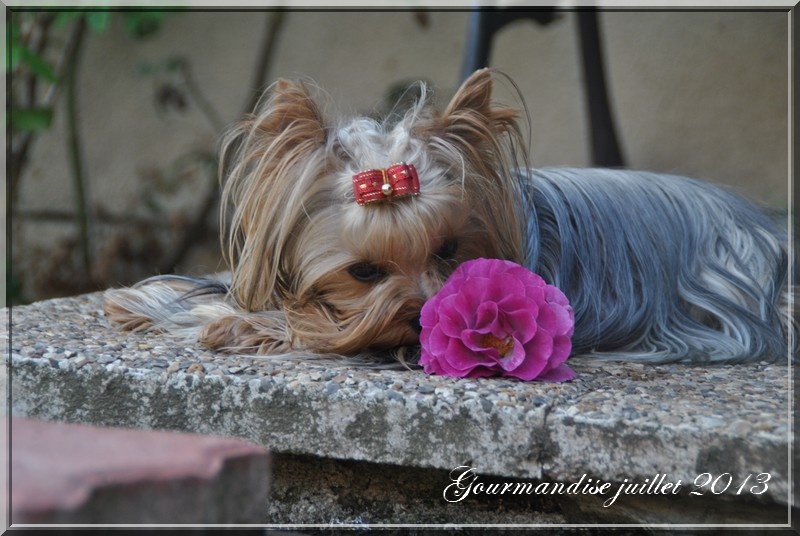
[{"xmin": 216, "ymin": 69, "xmax": 528, "ymax": 354}]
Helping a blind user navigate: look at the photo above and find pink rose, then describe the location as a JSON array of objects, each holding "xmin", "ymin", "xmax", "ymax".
[{"xmin": 419, "ymin": 258, "xmax": 576, "ymax": 382}]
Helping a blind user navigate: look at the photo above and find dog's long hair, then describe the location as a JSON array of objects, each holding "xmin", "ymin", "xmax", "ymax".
[
  {"xmin": 523, "ymin": 167, "xmax": 791, "ymax": 363},
  {"xmin": 105, "ymin": 69, "xmax": 794, "ymax": 364}
]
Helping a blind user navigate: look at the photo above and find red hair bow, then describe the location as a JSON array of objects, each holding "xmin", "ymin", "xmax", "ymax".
[{"xmin": 352, "ymin": 163, "xmax": 420, "ymax": 205}]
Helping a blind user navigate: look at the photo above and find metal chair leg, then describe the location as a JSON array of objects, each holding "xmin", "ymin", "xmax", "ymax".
[
  {"xmin": 460, "ymin": 9, "xmax": 625, "ymax": 168},
  {"xmin": 577, "ymin": 10, "xmax": 625, "ymax": 167}
]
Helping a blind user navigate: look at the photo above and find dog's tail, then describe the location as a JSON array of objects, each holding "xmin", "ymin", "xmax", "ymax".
[
  {"xmin": 105, "ymin": 275, "xmax": 361, "ymax": 358},
  {"xmin": 104, "ymin": 274, "xmax": 232, "ymax": 336},
  {"xmin": 103, "ymin": 274, "xmax": 300, "ymax": 355},
  {"xmin": 103, "ymin": 274, "xmax": 412, "ymax": 366}
]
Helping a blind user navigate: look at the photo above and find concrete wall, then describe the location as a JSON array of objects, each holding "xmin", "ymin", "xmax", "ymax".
[{"xmin": 13, "ymin": 9, "xmax": 790, "ymax": 299}]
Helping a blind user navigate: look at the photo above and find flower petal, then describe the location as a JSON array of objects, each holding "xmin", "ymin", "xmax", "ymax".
[
  {"xmin": 427, "ymin": 324, "xmax": 451, "ymax": 355},
  {"xmin": 511, "ymin": 331, "xmax": 553, "ymax": 380},
  {"xmin": 438, "ymin": 295, "xmax": 470, "ymax": 337},
  {"xmin": 484, "ymin": 273, "xmax": 525, "ymax": 303},
  {"xmin": 497, "ymin": 338, "xmax": 526, "ymax": 372},
  {"xmin": 545, "ymin": 284, "xmax": 570, "ymax": 307},
  {"xmin": 451, "ymin": 281, "xmax": 485, "ymax": 319},
  {"xmin": 548, "ymin": 303, "xmax": 574, "ymax": 336},
  {"xmin": 536, "ymin": 363, "xmax": 577, "ymax": 382},
  {"xmin": 474, "ymin": 301, "xmax": 500, "ymax": 332},
  {"xmin": 462, "ymin": 329, "xmax": 490, "ymax": 352},
  {"xmin": 465, "ymin": 365, "xmax": 498, "ymax": 379},
  {"xmin": 500, "ymin": 298, "xmax": 539, "ymax": 342},
  {"xmin": 536, "ymin": 304, "xmax": 559, "ymax": 335},
  {"xmin": 418, "ymin": 348, "xmax": 440, "ymax": 374},
  {"xmin": 438, "ymin": 338, "xmax": 497, "ymax": 376},
  {"xmin": 550, "ymin": 335, "xmax": 573, "ymax": 366},
  {"xmin": 419, "ymin": 257, "xmax": 576, "ymax": 382}
]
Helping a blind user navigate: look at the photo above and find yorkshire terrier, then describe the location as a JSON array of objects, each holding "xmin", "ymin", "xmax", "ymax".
[{"xmin": 105, "ymin": 69, "xmax": 793, "ymax": 364}]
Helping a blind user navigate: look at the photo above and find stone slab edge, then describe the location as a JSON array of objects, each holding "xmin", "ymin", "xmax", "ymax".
[
  {"xmin": 9, "ymin": 355, "xmax": 792, "ymax": 507},
  {"xmin": 5, "ymin": 293, "xmax": 793, "ymax": 509}
]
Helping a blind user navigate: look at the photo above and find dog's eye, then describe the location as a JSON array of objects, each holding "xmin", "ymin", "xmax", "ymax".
[
  {"xmin": 348, "ymin": 262, "xmax": 388, "ymax": 283},
  {"xmin": 435, "ymin": 239, "xmax": 459, "ymax": 261}
]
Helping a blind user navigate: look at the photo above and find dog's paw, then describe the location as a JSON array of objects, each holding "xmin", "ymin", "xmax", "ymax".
[
  {"xmin": 103, "ymin": 289, "xmax": 157, "ymax": 332},
  {"xmin": 198, "ymin": 313, "xmax": 290, "ymax": 355}
]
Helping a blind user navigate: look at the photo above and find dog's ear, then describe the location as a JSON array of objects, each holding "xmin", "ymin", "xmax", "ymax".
[
  {"xmin": 415, "ymin": 69, "xmax": 527, "ymax": 265},
  {"xmin": 444, "ymin": 68, "xmax": 499, "ymax": 118},
  {"xmin": 219, "ymin": 79, "xmax": 328, "ymax": 313},
  {"xmin": 255, "ymin": 79, "xmax": 326, "ymax": 143},
  {"xmin": 439, "ymin": 68, "xmax": 519, "ymax": 138}
]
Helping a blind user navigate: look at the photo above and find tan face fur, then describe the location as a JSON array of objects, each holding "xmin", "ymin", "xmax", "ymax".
[{"xmin": 205, "ymin": 69, "xmax": 527, "ymax": 355}]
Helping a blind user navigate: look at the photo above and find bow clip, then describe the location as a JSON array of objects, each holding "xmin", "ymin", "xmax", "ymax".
[{"xmin": 352, "ymin": 163, "xmax": 420, "ymax": 205}]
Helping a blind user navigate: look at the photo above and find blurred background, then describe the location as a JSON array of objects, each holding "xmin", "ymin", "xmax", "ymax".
[{"xmin": 8, "ymin": 9, "xmax": 790, "ymax": 305}]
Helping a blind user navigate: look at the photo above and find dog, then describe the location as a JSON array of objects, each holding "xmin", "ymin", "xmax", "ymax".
[{"xmin": 105, "ymin": 68, "xmax": 793, "ymax": 364}]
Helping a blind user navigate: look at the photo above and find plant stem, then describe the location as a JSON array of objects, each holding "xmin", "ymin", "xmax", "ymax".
[
  {"xmin": 15, "ymin": 208, "xmax": 158, "ymax": 227},
  {"xmin": 9, "ymin": 13, "xmax": 58, "ymax": 211},
  {"xmin": 178, "ymin": 59, "xmax": 225, "ymax": 132},
  {"xmin": 64, "ymin": 17, "xmax": 92, "ymax": 273},
  {"xmin": 158, "ymin": 151, "xmax": 218, "ymax": 273},
  {"xmin": 244, "ymin": 11, "xmax": 286, "ymax": 114},
  {"xmin": 161, "ymin": 11, "xmax": 287, "ymax": 273}
]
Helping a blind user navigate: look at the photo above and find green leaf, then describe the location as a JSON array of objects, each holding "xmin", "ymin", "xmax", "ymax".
[
  {"xmin": 18, "ymin": 47, "xmax": 58, "ymax": 84},
  {"xmin": 123, "ymin": 11, "xmax": 165, "ymax": 39},
  {"xmin": 8, "ymin": 44, "xmax": 22, "ymax": 72},
  {"xmin": 164, "ymin": 55, "xmax": 185, "ymax": 72},
  {"xmin": 11, "ymin": 107, "xmax": 54, "ymax": 132},
  {"xmin": 143, "ymin": 192, "xmax": 163, "ymax": 215},
  {"xmin": 8, "ymin": 22, "xmax": 22, "ymax": 71},
  {"xmin": 85, "ymin": 11, "xmax": 111, "ymax": 33},
  {"xmin": 54, "ymin": 12, "xmax": 82, "ymax": 28},
  {"xmin": 135, "ymin": 61, "xmax": 156, "ymax": 77}
]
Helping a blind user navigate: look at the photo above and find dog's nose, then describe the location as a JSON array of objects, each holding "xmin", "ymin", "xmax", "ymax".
[{"xmin": 409, "ymin": 315, "xmax": 422, "ymax": 334}]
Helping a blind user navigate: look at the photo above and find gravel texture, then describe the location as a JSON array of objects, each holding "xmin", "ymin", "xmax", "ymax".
[{"xmin": 5, "ymin": 292, "xmax": 793, "ymax": 516}]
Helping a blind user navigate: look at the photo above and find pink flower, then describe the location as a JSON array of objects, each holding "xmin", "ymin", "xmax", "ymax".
[{"xmin": 419, "ymin": 258, "xmax": 576, "ymax": 382}]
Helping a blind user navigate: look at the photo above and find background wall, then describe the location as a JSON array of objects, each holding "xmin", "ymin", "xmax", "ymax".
[{"xmin": 10, "ymin": 9, "xmax": 790, "ymax": 302}]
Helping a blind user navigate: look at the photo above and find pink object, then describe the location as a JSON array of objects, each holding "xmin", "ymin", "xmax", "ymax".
[
  {"xmin": 419, "ymin": 258, "xmax": 576, "ymax": 381},
  {"xmin": 10, "ymin": 417, "xmax": 270, "ymax": 524}
]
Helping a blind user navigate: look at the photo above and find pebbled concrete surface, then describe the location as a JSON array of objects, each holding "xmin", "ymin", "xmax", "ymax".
[{"xmin": 5, "ymin": 292, "xmax": 795, "ymax": 524}]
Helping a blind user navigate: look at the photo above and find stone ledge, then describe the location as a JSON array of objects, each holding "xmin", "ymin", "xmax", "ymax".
[{"xmin": 5, "ymin": 292, "xmax": 795, "ymax": 525}]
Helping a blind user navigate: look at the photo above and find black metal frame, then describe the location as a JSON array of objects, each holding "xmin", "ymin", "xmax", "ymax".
[{"xmin": 460, "ymin": 9, "xmax": 625, "ymax": 167}]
